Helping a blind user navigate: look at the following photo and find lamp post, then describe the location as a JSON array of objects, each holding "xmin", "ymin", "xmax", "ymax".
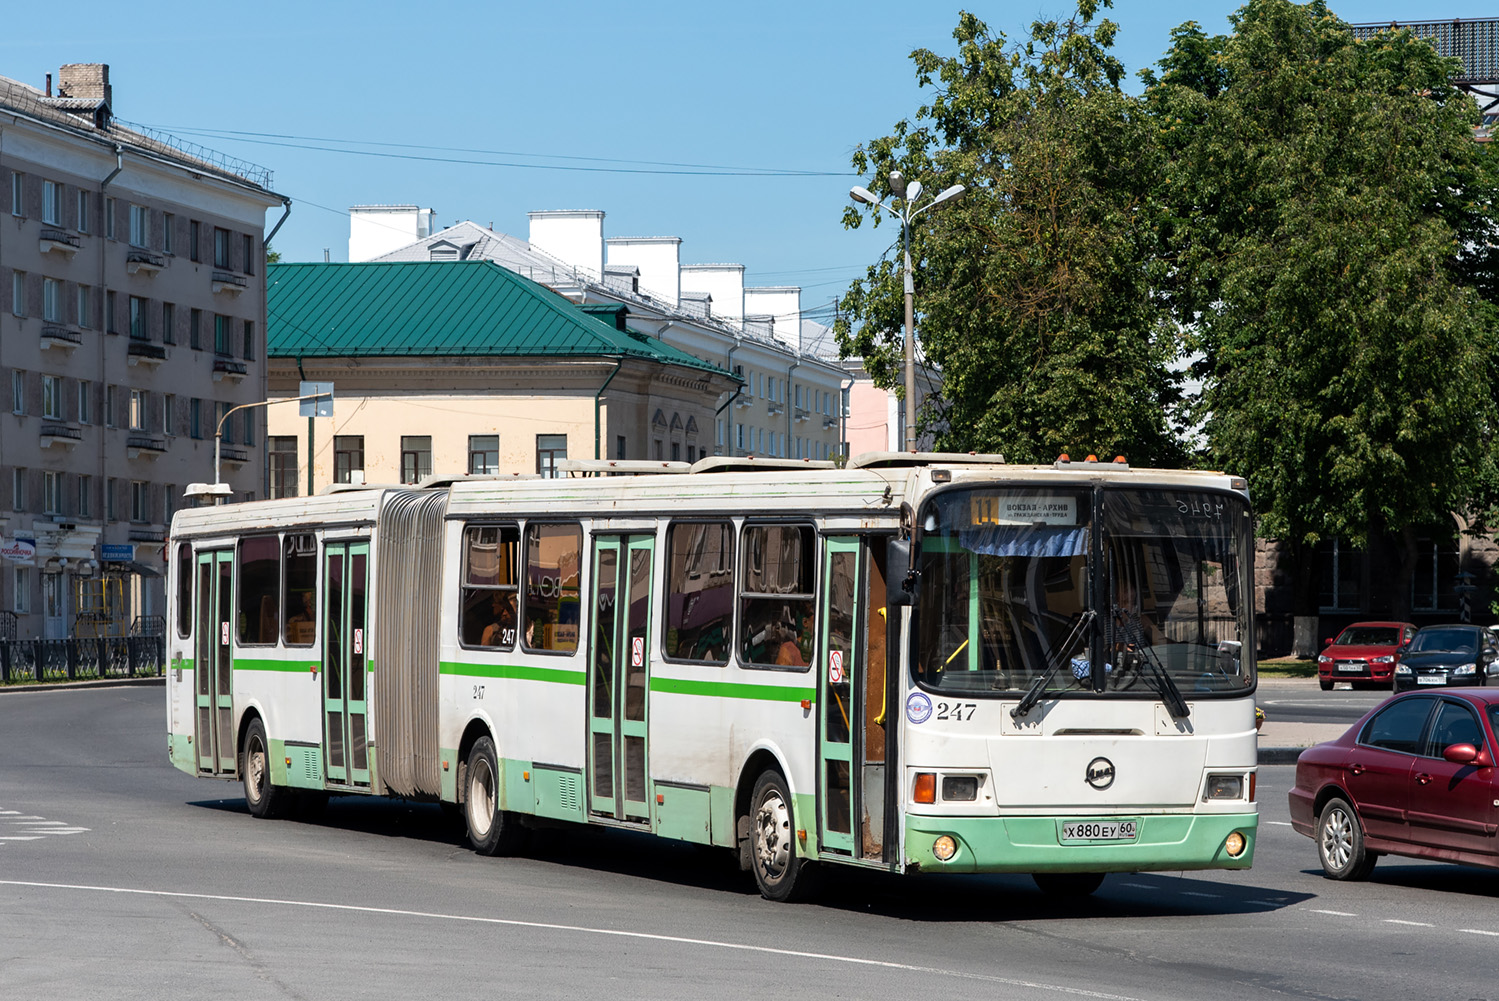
[
  {"xmin": 850, "ymin": 171, "xmax": 965, "ymax": 452},
  {"xmin": 185, "ymin": 389, "xmax": 334, "ymax": 505}
]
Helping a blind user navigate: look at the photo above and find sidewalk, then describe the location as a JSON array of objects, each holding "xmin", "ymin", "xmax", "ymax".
[
  {"xmin": 0, "ymin": 676, "xmax": 163, "ymax": 694},
  {"xmin": 1258, "ymin": 720, "xmax": 1345, "ymax": 765}
]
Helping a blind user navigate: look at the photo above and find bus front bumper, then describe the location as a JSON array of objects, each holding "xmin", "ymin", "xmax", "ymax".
[{"xmin": 905, "ymin": 811, "xmax": 1257, "ymax": 873}]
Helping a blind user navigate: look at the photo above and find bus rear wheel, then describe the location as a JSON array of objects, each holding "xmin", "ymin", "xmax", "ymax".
[
  {"xmin": 464, "ymin": 736, "xmax": 528, "ymax": 856},
  {"xmin": 1032, "ymin": 872, "xmax": 1105, "ymax": 897},
  {"xmin": 749, "ymin": 770, "xmax": 819, "ymax": 902},
  {"xmin": 242, "ymin": 718, "xmax": 289, "ymax": 820}
]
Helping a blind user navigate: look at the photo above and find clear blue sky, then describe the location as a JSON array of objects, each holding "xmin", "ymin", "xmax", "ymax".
[{"xmin": 4, "ymin": 1, "xmax": 1491, "ymax": 323}]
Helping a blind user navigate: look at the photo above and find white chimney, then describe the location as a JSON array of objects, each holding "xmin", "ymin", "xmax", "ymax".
[
  {"xmin": 348, "ymin": 204, "xmax": 436, "ymax": 262},
  {"xmin": 606, "ymin": 236, "xmax": 682, "ymax": 305},
  {"xmin": 528, "ymin": 210, "xmax": 605, "ymax": 281},
  {"xmin": 744, "ymin": 286, "xmax": 802, "ymax": 350},
  {"xmin": 680, "ymin": 264, "xmax": 745, "ymax": 323}
]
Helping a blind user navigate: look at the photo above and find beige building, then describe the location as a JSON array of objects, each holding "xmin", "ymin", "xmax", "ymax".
[{"xmin": 0, "ymin": 64, "xmax": 284, "ymax": 639}]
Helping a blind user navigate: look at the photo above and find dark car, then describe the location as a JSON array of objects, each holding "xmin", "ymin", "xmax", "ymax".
[
  {"xmin": 1393, "ymin": 624, "xmax": 1497, "ymax": 691},
  {"xmin": 1316, "ymin": 621, "xmax": 1416, "ymax": 691},
  {"xmin": 1288, "ymin": 689, "xmax": 1499, "ymax": 879}
]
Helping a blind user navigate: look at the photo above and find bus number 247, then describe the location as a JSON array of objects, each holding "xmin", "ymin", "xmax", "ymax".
[{"xmin": 935, "ymin": 702, "xmax": 976, "ymax": 721}]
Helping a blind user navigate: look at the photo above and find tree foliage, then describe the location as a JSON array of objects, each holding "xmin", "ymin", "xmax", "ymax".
[{"xmin": 837, "ymin": 3, "xmax": 1186, "ymax": 465}]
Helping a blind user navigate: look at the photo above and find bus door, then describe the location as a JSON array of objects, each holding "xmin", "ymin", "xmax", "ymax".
[
  {"xmin": 194, "ymin": 549, "xmax": 235, "ymax": 775},
  {"xmin": 587, "ymin": 534, "xmax": 654, "ymax": 824},
  {"xmin": 322, "ymin": 541, "xmax": 371, "ymax": 787},
  {"xmin": 818, "ymin": 536, "xmax": 893, "ymax": 862}
]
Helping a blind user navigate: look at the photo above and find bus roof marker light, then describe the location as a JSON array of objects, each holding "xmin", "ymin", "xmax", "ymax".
[
  {"xmin": 1085, "ymin": 455, "xmax": 1098, "ymax": 462},
  {"xmin": 1057, "ymin": 453, "xmax": 1070, "ymax": 463},
  {"xmin": 1113, "ymin": 456, "xmax": 1127, "ymax": 464}
]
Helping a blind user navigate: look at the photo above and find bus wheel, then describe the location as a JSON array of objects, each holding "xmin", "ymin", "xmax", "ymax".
[
  {"xmin": 749, "ymin": 771, "xmax": 819, "ymax": 902},
  {"xmin": 242, "ymin": 718, "xmax": 288, "ymax": 820},
  {"xmin": 1032, "ymin": 872, "xmax": 1105, "ymax": 897},
  {"xmin": 465, "ymin": 737, "xmax": 528, "ymax": 856}
]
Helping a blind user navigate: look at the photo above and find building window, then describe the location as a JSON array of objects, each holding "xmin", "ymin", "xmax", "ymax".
[
  {"xmin": 43, "ymin": 471, "xmax": 62, "ymax": 515},
  {"xmin": 130, "ymin": 389, "xmax": 146, "ymax": 431},
  {"xmin": 12, "ymin": 270, "xmax": 25, "ymax": 317},
  {"xmin": 536, "ymin": 434, "xmax": 567, "ymax": 478},
  {"xmin": 334, "ymin": 435, "xmax": 364, "ymax": 484},
  {"xmin": 12, "ymin": 568, "xmax": 29, "ymax": 614},
  {"xmin": 163, "ymin": 213, "xmax": 175, "ymax": 254},
  {"xmin": 242, "ymin": 320, "xmax": 254, "ymax": 360},
  {"xmin": 736, "ymin": 423, "xmax": 744, "ymax": 451},
  {"xmin": 163, "ymin": 394, "xmax": 175, "ymax": 435},
  {"xmin": 77, "ymin": 190, "xmax": 89, "ymax": 233},
  {"xmin": 190, "ymin": 220, "xmax": 200, "ymax": 262},
  {"xmin": 1317, "ymin": 537, "xmax": 1362, "ymax": 612},
  {"xmin": 189, "ymin": 398, "xmax": 202, "ymax": 439},
  {"xmin": 1413, "ymin": 538, "xmax": 1460, "ymax": 612},
  {"xmin": 10, "ymin": 172, "xmax": 22, "ymax": 217},
  {"xmin": 12, "ymin": 467, "xmax": 27, "ymax": 511},
  {"xmin": 77, "ymin": 285, "xmax": 91, "ymax": 329},
  {"xmin": 214, "ymin": 227, "xmax": 231, "ymax": 269},
  {"xmin": 42, "ymin": 180, "xmax": 62, "ymax": 226},
  {"xmin": 468, "ymin": 434, "xmax": 499, "ymax": 474},
  {"xmin": 78, "ymin": 380, "xmax": 91, "ymax": 424},
  {"xmin": 42, "ymin": 375, "xmax": 62, "ymax": 419},
  {"xmin": 242, "ymin": 407, "xmax": 255, "ymax": 447},
  {"xmin": 104, "ymin": 197, "xmax": 115, "ymax": 239},
  {"xmin": 269, "ymin": 436, "xmax": 298, "ymax": 499},
  {"xmin": 129, "ymin": 204, "xmax": 149, "ymax": 248},
  {"xmin": 217, "ymin": 402, "xmax": 233, "ymax": 445},
  {"xmin": 214, "ymin": 314, "xmax": 230, "ymax": 354},
  {"xmin": 131, "ymin": 480, "xmax": 149, "ymax": 523},
  {"xmin": 242, "ymin": 234, "xmax": 254, "ymax": 275},
  {"xmin": 43, "ymin": 278, "xmax": 61, "ymax": 322},
  {"xmin": 616, "ymin": 435, "xmax": 627, "ymax": 460},
  {"xmin": 12, "ymin": 370, "xmax": 25, "ymax": 414},
  {"xmin": 164, "ymin": 483, "xmax": 175, "ymax": 524},
  {"xmin": 189, "ymin": 308, "xmax": 201, "ymax": 350},
  {"xmin": 77, "ymin": 475, "xmax": 91, "ymax": 518},
  {"xmin": 400, "ymin": 435, "xmax": 432, "ymax": 484},
  {"xmin": 129, "ymin": 296, "xmax": 147, "ymax": 340},
  {"xmin": 105, "ymin": 385, "xmax": 116, "ymax": 428},
  {"xmin": 106, "ymin": 290, "xmax": 117, "ymax": 334}
]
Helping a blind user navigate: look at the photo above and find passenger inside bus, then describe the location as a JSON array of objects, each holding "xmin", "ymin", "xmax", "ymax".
[
  {"xmin": 482, "ymin": 593, "xmax": 517, "ymax": 647},
  {"xmin": 286, "ymin": 591, "xmax": 316, "ymax": 645}
]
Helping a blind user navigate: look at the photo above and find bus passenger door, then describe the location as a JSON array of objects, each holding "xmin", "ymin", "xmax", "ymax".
[
  {"xmin": 322, "ymin": 541, "xmax": 371, "ymax": 788},
  {"xmin": 194, "ymin": 549, "xmax": 235, "ymax": 775},
  {"xmin": 587, "ymin": 534, "xmax": 654, "ymax": 824},
  {"xmin": 819, "ymin": 536, "xmax": 892, "ymax": 863}
]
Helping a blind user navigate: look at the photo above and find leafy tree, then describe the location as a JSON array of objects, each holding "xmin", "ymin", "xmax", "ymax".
[
  {"xmin": 1146, "ymin": 0, "xmax": 1499, "ymax": 616},
  {"xmin": 837, "ymin": 3, "xmax": 1187, "ymax": 466}
]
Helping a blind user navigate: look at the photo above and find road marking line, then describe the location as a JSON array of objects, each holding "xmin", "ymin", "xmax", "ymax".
[
  {"xmin": 13, "ymin": 820, "xmax": 69, "ymax": 826},
  {"xmin": 1460, "ymin": 929, "xmax": 1499, "ymax": 937},
  {"xmin": 0, "ymin": 879, "xmax": 1148, "ymax": 1001},
  {"xmin": 1181, "ymin": 892, "xmax": 1220, "ymax": 898},
  {"xmin": 1384, "ymin": 919, "xmax": 1433, "ymax": 927},
  {"xmin": 0, "ymin": 836, "xmax": 46, "ymax": 841},
  {"xmin": 1311, "ymin": 909, "xmax": 1357, "ymax": 916}
]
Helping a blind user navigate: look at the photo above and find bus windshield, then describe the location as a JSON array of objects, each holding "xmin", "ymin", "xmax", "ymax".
[{"xmin": 913, "ymin": 486, "xmax": 1254, "ymax": 698}]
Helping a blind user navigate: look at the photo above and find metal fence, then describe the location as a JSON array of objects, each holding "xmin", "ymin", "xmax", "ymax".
[{"xmin": 0, "ymin": 636, "xmax": 165, "ymax": 684}]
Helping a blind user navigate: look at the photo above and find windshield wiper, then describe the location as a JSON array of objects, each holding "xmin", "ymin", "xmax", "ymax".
[
  {"xmin": 1113, "ymin": 611, "xmax": 1191, "ymax": 719},
  {"xmin": 1011, "ymin": 610, "xmax": 1097, "ymax": 720}
]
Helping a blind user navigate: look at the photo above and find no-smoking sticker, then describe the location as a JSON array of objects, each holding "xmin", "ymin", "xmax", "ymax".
[
  {"xmin": 354, "ymin": 628, "xmax": 363, "ymax": 655},
  {"xmin": 829, "ymin": 649, "xmax": 844, "ymax": 684},
  {"xmin": 632, "ymin": 636, "xmax": 644, "ymax": 667}
]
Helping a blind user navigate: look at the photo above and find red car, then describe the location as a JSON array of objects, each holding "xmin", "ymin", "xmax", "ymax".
[
  {"xmin": 1288, "ymin": 689, "xmax": 1499, "ymax": 879},
  {"xmin": 1316, "ymin": 620, "xmax": 1417, "ymax": 690}
]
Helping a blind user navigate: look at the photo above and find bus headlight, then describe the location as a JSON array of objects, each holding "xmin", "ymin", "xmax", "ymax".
[
  {"xmin": 932, "ymin": 835, "xmax": 958, "ymax": 862},
  {"xmin": 1224, "ymin": 831, "xmax": 1247, "ymax": 858},
  {"xmin": 941, "ymin": 776, "xmax": 979, "ymax": 802},
  {"xmin": 1203, "ymin": 774, "xmax": 1244, "ymax": 801}
]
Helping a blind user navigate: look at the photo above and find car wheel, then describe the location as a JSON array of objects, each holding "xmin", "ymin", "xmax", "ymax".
[
  {"xmin": 1316, "ymin": 796, "xmax": 1376, "ymax": 881},
  {"xmin": 1318, "ymin": 678, "xmax": 1333, "ymax": 692}
]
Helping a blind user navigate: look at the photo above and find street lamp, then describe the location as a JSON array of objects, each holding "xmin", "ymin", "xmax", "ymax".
[
  {"xmin": 851, "ymin": 170, "xmax": 966, "ymax": 452},
  {"xmin": 185, "ymin": 389, "xmax": 333, "ymax": 505}
]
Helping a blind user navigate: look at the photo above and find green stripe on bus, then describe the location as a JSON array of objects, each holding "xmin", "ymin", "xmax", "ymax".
[
  {"xmin": 233, "ymin": 658, "xmax": 318, "ymax": 673},
  {"xmin": 440, "ymin": 661, "xmax": 587, "ymax": 686},
  {"xmin": 650, "ymin": 676, "xmax": 815, "ymax": 703}
]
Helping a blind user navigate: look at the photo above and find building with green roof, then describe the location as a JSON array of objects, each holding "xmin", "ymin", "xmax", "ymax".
[{"xmin": 265, "ymin": 260, "xmax": 738, "ymax": 492}]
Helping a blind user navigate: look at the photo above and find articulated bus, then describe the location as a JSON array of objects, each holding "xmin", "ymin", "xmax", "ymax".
[{"xmin": 166, "ymin": 452, "xmax": 1259, "ymax": 900}]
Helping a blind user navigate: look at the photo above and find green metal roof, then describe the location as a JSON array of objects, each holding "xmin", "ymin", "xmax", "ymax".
[{"xmin": 267, "ymin": 260, "xmax": 729, "ymax": 377}]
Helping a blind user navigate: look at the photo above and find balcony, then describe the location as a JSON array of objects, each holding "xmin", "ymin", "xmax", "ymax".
[
  {"xmin": 127, "ymin": 339, "xmax": 167, "ymax": 367},
  {"xmin": 41, "ymin": 325, "xmax": 83, "ymax": 352},
  {"xmin": 794, "ymin": 408, "xmax": 810, "ymax": 424},
  {"xmin": 212, "ymin": 271, "xmax": 248, "ymax": 296},
  {"xmin": 126, "ymin": 434, "xmax": 168, "ymax": 460},
  {"xmin": 40, "ymin": 423, "xmax": 82, "ymax": 449},
  {"xmin": 39, "ymin": 228, "xmax": 80, "ymax": 258},
  {"xmin": 767, "ymin": 403, "xmax": 783, "ymax": 417},
  {"xmin": 125, "ymin": 250, "xmax": 165, "ymax": 276},
  {"xmin": 128, "ymin": 527, "xmax": 166, "ymax": 545},
  {"xmin": 822, "ymin": 418, "xmax": 838, "ymax": 431},
  {"xmin": 220, "ymin": 445, "xmax": 250, "ymax": 465},
  {"xmin": 212, "ymin": 357, "xmax": 247, "ymax": 382}
]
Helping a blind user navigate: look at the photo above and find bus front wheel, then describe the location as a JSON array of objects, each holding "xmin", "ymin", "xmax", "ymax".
[
  {"xmin": 749, "ymin": 770, "xmax": 819, "ymax": 902},
  {"xmin": 242, "ymin": 718, "xmax": 289, "ymax": 820},
  {"xmin": 464, "ymin": 736, "xmax": 528, "ymax": 856}
]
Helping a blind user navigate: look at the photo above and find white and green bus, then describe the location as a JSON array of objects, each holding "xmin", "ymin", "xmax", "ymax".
[{"xmin": 166, "ymin": 452, "xmax": 1259, "ymax": 900}]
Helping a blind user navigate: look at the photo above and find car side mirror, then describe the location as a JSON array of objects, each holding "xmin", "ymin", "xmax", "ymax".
[
  {"xmin": 1443, "ymin": 743, "xmax": 1480, "ymax": 765},
  {"xmin": 887, "ymin": 538, "xmax": 917, "ymax": 607},
  {"xmin": 1323, "ymin": 637, "xmax": 1334, "ymax": 647},
  {"xmin": 1397, "ymin": 644, "xmax": 1410, "ymax": 656}
]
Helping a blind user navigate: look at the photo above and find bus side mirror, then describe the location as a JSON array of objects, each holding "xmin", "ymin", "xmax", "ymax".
[{"xmin": 888, "ymin": 538, "xmax": 918, "ymax": 607}]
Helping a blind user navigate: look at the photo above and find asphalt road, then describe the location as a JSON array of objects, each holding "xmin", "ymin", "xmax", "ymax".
[
  {"xmin": 1256, "ymin": 677, "xmax": 1388, "ymax": 727},
  {"xmin": 3, "ymin": 682, "xmax": 1498, "ymax": 1001}
]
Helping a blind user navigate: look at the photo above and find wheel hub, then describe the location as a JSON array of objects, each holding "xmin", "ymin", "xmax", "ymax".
[{"xmin": 755, "ymin": 792, "xmax": 791, "ymax": 879}]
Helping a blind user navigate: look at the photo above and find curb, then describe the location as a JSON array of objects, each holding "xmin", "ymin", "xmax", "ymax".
[
  {"xmin": 1258, "ymin": 747, "xmax": 1305, "ymax": 765},
  {"xmin": 0, "ymin": 676, "xmax": 164, "ymax": 695}
]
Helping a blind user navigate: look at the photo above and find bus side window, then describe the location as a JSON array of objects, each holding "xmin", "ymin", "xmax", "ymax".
[
  {"xmin": 283, "ymin": 533, "xmax": 317, "ymax": 647},
  {"xmin": 175, "ymin": 542, "xmax": 193, "ymax": 639},
  {"xmin": 460, "ymin": 525, "xmax": 520, "ymax": 650},
  {"xmin": 524, "ymin": 523, "xmax": 581, "ymax": 654},
  {"xmin": 664, "ymin": 521, "xmax": 733, "ymax": 665},
  {"xmin": 739, "ymin": 523, "xmax": 815, "ymax": 669},
  {"xmin": 236, "ymin": 534, "xmax": 280, "ymax": 646}
]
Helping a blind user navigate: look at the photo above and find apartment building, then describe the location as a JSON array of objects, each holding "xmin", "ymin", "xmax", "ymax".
[{"xmin": 0, "ymin": 64, "xmax": 284, "ymax": 639}]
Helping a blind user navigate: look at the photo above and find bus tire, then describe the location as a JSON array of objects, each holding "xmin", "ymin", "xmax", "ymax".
[
  {"xmin": 465, "ymin": 736, "xmax": 528, "ymax": 856},
  {"xmin": 749, "ymin": 770, "xmax": 819, "ymax": 902},
  {"xmin": 242, "ymin": 718, "xmax": 288, "ymax": 820},
  {"xmin": 1316, "ymin": 796, "xmax": 1376, "ymax": 880},
  {"xmin": 1032, "ymin": 872, "xmax": 1105, "ymax": 896}
]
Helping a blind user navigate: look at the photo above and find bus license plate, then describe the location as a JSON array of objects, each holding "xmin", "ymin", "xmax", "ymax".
[{"xmin": 1061, "ymin": 820, "xmax": 1138, "ymax": 843}]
